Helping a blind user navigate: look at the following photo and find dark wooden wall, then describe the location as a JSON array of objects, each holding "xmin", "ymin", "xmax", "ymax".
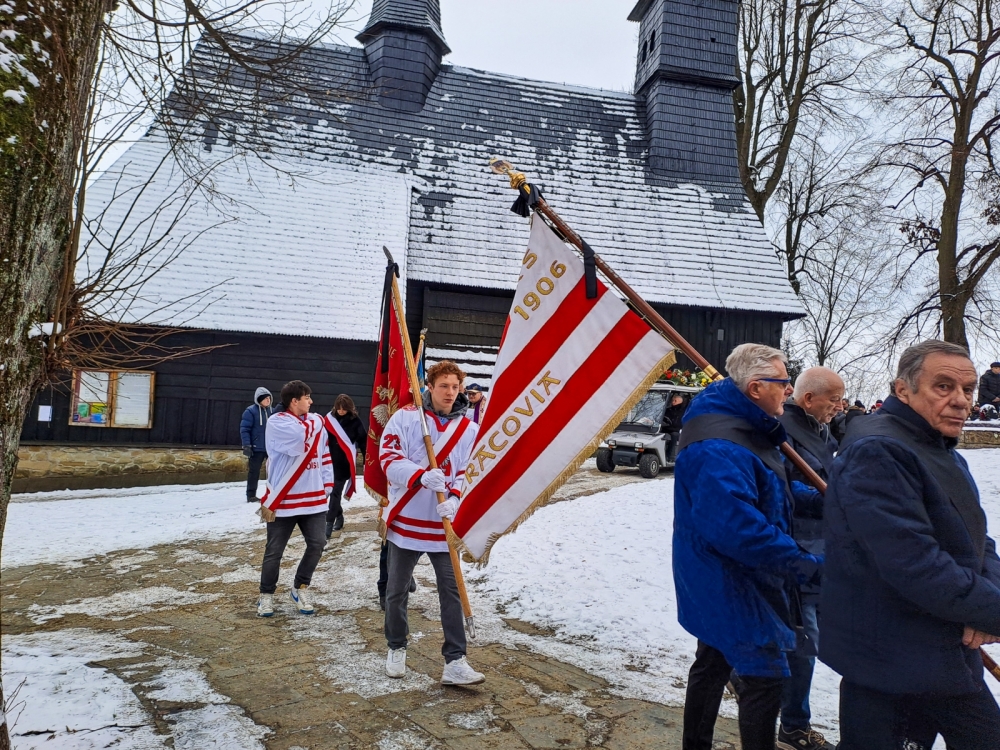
[
  {"xmin": 20, "ymin": 330, "xmax": 377, "ymax": 447},
  {"xmin": 21, "ymin": 290, "xmax": 791, "ymax": 447}
]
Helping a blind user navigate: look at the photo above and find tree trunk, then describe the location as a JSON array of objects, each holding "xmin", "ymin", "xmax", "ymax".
[
  {"xmin": 936, "ymin": 105, "xmax": 972, "ymax": 351},
  {"xmin": 0, "ymin": 2, "xmax": 110, "ymax": 742}
]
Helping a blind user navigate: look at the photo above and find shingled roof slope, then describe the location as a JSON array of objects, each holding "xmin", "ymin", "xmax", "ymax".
[
  {"xmin": 80, "ymin": 144, "xmax": 411, "ymax": 340},
  {"xmin": 84, "ymin": 34, "xmax": 803, "ymax": 341}
]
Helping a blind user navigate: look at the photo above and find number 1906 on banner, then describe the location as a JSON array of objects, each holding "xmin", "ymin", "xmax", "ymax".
[{"xmin": 513, "ymin": 254, "xmax": 567, "ymax": 321}]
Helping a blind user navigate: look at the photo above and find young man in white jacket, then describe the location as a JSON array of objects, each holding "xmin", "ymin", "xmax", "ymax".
[
  {"xmin": 379, "ymin": 361, "xmax": 483, "ymax": 685},
  {"xmin": 257, "ymin": 380, "xmax": 333, "ymax": 617}
]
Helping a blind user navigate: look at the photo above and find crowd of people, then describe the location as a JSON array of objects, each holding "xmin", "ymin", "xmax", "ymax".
[
  {"xmin": 236, "ymin": 340, "xmax": 1000, "ymax": 748},
  {"xmin": 674, "ymin": 340, "xmax": 1000, "ymax": 750},
  {"xmin": 237, "ymin": 367, "xmax": 491, "ymax": 686}
]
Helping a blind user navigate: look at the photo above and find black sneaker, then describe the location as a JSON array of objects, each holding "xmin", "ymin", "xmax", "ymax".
[
  {"xmin": 379, "ymin": 595, "xmax": 386, "ymax": 611},
  {"xmin": 777, "ymin": 726, "xmax": 835, "ymax": 750},
  {"xmin": 332, "ymin": 512, "xmax": 345, "ymax": 532},
  {"xmin": 325, "ymin": 522, "xmax": 334, "ymax": 539},
  {"xmin": 408, "ymin": 577, "xmax": 417, "ymax": 593},
  {"xmin": 247, "ymin": 495, "xmax": 260, "ymax": 503}
]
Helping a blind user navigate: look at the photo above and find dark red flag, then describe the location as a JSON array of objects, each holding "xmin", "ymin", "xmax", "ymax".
[{"xmin": 363, "ymin": 263, "xmax": 414, "ymax": 503}]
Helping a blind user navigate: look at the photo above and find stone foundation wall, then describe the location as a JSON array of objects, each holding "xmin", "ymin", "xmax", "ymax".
[
  {"xmin": 960, "ymin": 428, "xmax": 1000, "ymax": 448},
  {"xmin": 13, "ymin": 444, "xmax": 264, "ymax": 493}
]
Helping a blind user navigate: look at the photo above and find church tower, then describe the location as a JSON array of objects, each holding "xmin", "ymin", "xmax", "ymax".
[
  {"xmin": 628, "ymin": 0, "xmax": 741, "ymax": 183},
  {"xmin": 357, "ymin": 0, "xmax": 451, "ymax": 112}
]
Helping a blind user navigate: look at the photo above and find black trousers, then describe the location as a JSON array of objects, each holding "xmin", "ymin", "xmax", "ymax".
[
  {"xmin": 326, "ymin": 478, "xmax": 347, "ymax": 523},
  {"xmin": 839, "ymin": 678, "xmax": 1000, "ymax": 750},
  {"xmin": 246, "ymin": 451, "xmax": 267, "ymax": 498},
  {"xmin": 682, "ymin": 641, "xmax": 783, "ymax": 750},
  {"xmin": 259, "ymin": 512, "xmax": 327, "ymax": 594},
  {"xmin": 378, "ymin": 540, "xmax": 389, "ymax": 596}
]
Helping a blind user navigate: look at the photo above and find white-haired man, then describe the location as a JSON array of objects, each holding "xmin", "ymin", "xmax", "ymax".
[
  {"xmin": 674, "ymin": 343, "xmax": 823, "ymax": 750},
  {"xmin": 774, "ymin": 367, "xmax": 844, "ymax": 750}
]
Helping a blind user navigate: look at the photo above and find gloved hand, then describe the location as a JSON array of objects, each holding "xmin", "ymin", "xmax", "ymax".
[
  {"xmin": 420, "ymin": 468, "xmax": 447, "ymax": 493},
  {"xmin": 242, "ymin": 445, "xmax": 253, "ymax": 458},
  {"xmin": 435, "ymin": 497, "xmax": 459, "ymax": 521}
]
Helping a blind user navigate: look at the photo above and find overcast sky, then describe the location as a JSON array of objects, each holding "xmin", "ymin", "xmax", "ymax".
[{"xmin": 331, "ymin": 0, "xmax": 641, "ymax": 92}]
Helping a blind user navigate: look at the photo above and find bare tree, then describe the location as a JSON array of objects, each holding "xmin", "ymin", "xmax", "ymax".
[
  {"xmin": 734, "ymin": 0, "xmax": 871, "ymax": 233},
  {"xmin": 876, "ymin": 0, "xmax": 1000, "ymax": 349},
  {"xmin": 0, "ymin": 1, "xmax": 350, "ymax": 741}
]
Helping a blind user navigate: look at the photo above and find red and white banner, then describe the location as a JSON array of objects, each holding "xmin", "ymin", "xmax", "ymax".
[
  {"xmin": 451, "ymin": 216, "xmax": 676, "ymax": 562},
  {"xmin": 364, "ymin": 285, "xmax": 414, "ymax": 504}
]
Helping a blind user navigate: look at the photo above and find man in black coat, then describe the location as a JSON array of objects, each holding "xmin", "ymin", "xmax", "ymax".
[
  {"xmin": 822, "ymin": 340, "xmax": 1000, "ymax": 749},
  {"xmin": 775, "ymin": 367, "xmax": 843, "ymax": 750},
  {"xmin": 980, "ymin": 361, "xmax": 1000, "ymax": 407},
  {"xmin": 660, "ymin": 392, "xmax": 688, "ymax": 462}
]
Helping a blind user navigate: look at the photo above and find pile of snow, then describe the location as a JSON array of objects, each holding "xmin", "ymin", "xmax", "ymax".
[{"xmin": 2, "ymin": 629, "xmax": 268, "ymax": 750}]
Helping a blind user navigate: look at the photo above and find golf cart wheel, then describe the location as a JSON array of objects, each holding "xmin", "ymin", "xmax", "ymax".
[
  {"xmin": 596, "ymin": 448, "xmax": 615, "ymax": 473},
  {"xmin": 638, "ymin": 453, "xmax": 660, "ymax": 478}
]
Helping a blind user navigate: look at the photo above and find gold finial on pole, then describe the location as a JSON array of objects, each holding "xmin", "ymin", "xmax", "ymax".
[{"xmin": 489, "ymin": 157, "xmax": 527, "ymax": 191}]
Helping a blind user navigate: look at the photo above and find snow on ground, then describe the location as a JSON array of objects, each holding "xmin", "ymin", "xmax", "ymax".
[
  {"xmin": 1, "ymin": 480, "xmax": 378, "ymax": 569},
  {"xmin": 2, "ymin": 628, "xmax": 268, "ymax": 750},
  {"xmin": 3, "ymin": 450, "xmax": 1000, "ymax": 747}
]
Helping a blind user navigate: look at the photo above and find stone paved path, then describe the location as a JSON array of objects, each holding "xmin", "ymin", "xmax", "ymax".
[{"xmin": 1, "ymin": 465, "xmax": 740, "ymax": 748}]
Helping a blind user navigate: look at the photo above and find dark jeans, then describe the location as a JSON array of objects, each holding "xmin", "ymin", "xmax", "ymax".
[
  {"xmin": 246, "ymin": 451, "xmax": 267, "ymax": 498},
  {"xmin": 780, "ymin": 599, "xmax": 819, "ymax": 730},
  {"xmin": 384, "ymin": 541, "xmax": 465, "ymax": 663},
  {"xmin": 259, "ymin": 512, "xmax": 327, "ymax": 594},
  {"xmin": 682, "ymin": 641, "xmax": 784, "ymax": 750},
  {"xmin": 326, "ymin": 479, "xmax": 346, "ymax": 523},
  {"xmin": 839, "ymin": 678, "xmax": 1000, "ymax": 750}
]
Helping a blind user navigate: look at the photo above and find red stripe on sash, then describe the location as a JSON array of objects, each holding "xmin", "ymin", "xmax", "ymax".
[{"xmin": 453, "ymin": 314, "xmax": 650, "ymax": 535}]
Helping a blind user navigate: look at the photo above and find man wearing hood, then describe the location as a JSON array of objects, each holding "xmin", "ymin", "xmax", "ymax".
[
  {"xmin": 240, "ymin": 387, "xmax": 274, "ymax": 503},
  {"xmin": 774, "ymin": 366, "xmax": 843, "ymax": 750},
  {"xmin": 673, "ymin": 343, "xmax": 823, "ymax": 750},
  {"xmin": 378, "ymin": 360, "xmax": 484, "ymax": 686}
]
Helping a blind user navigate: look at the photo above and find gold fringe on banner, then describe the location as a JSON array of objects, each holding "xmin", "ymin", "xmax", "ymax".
[{"xmin": 447, "ymin": 349, "xmax": 678, "ymax": 566}]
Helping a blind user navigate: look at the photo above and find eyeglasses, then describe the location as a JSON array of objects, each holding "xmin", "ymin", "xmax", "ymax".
[{"xmin": 756, "ymin": 378, "xmax": 792, "ymax": 385}]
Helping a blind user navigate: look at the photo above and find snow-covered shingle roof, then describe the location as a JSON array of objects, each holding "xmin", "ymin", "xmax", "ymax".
[
  {"xmin": 85, "ymin": 34, "xmax": 804, "ymax": 341},
  {"xmin": 81, "ymin": 144, "xmax": 411, "ymax": 340}
]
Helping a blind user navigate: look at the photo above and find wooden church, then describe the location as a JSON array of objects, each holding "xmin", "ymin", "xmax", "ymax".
[{"xmin": 21, "ymin": 0, "xmax": 803, "ymax": 450}]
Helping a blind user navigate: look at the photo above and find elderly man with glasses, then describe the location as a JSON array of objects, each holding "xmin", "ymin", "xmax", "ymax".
[{"xmin": 673, "ymin": 343, "xmax": 824, "ymax": 750}]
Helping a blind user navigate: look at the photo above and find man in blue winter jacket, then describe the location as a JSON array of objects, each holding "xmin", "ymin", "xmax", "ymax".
[
  {"xmin": 822, "ymin": 340, "xmax": 1000, "ymax": 749},
  {"xmin": 674, "ymin": 343, "xmax": 823, "ymax": 750},
  {"xmin": 240, "ymin": 387, "xmax": 273, "ymax": 502}
]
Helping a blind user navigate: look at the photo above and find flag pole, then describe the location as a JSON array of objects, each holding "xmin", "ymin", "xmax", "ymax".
[
  {"xmin": 488, "ymin": 158, "xmax": 828, "ymax": 495},
  {"xmin": 383, "ymin": 247, "xmax": 477, "ymax": 639}
]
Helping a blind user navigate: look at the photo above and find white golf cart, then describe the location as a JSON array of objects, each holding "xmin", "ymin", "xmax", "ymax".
[{"xmin": 596, "ymin": 383, "xmax": 702, "ymax": 478}]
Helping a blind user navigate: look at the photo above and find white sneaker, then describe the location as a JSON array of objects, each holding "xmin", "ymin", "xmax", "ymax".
[
  {"xmin": 441, "ymin": 656, "xmax": 485, "ymax": 685},
  {"xmin": 386, "ymin": 648, "xmax": 407, "ymax": 678},
  {"xmin": 290, "ymin": 585, "xmax": 314, "ymax": 615},
  {"xmin": 256, "ymin": 594, "xmax": 274, "ymax": 617}
]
